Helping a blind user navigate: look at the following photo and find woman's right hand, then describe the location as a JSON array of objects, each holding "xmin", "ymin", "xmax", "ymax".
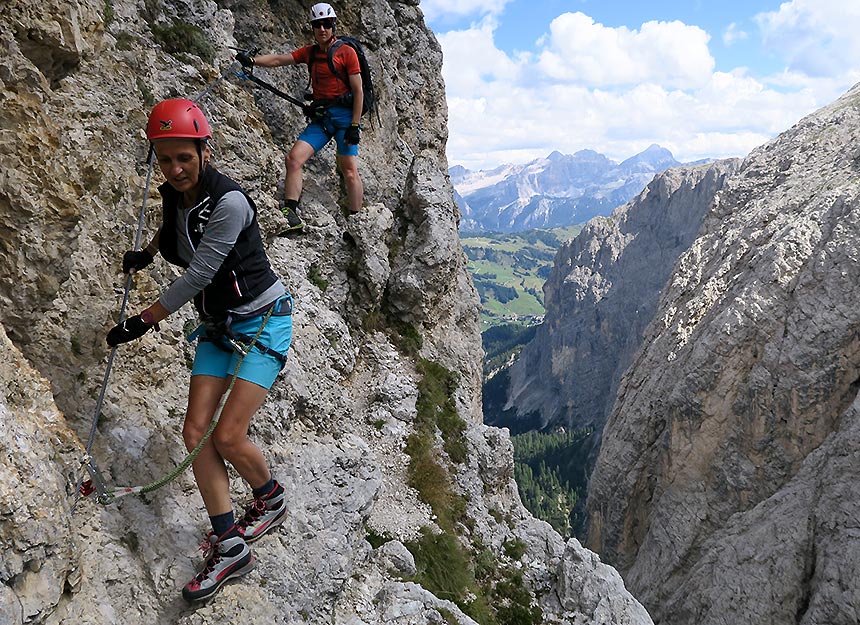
[{"xmin": 122, "ymin": 249, "xmax": 154, "ymax": 274}]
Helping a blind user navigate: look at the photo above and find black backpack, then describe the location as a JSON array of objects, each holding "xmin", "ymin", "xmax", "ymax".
[{"xmin": 308, "ymin": 36, "xmax": 379, "ymax": 124}]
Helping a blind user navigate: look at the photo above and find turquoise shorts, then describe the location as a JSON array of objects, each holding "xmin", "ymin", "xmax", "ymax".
[
  {"xmin": 298, "ymin": 105, "xmax": 359, "ymax": 156},
  {"xmin": 191, "ymin": 295, "xmax": 293, "ymax": 390}
]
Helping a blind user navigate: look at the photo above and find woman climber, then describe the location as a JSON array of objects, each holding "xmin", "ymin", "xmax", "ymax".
[{"xmin": 105, "ymin": 98, "xmax": 291, "ymax": 602}]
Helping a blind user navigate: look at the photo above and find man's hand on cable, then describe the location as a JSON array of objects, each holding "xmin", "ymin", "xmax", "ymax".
[
  {"xmin": 344, "ymin": 123, "xmax": 361, "ymax": 145},
  {"xmin": 236, "ymin": 50, "xmax": 255, "ymax": 68},
  {"xmin": 122, "ymin": 249, "xmax": 153, "ymax": 274},
  {"xmin": 106, "ymin": 311, "xmax": 158, "ymax": 346}
]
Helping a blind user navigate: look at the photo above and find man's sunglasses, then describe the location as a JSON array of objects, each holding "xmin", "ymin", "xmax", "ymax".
[{"xmin": 312, "ymin": 19, "xmax": 335, "ymax": 30}]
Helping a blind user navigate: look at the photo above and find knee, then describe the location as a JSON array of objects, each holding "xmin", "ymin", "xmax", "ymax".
[
  {"xmin": 341, "ymin": 163, "xmax": 360, "ymax": 183},
  {"xmin": 212, "ymin": 427, "xmax": 242, "ymax": 459},
  {"xmin": 286, "ymin": 152, "xmax": 305, "ymax": 174},
  {"xmin": 182, "ymin": 420, "xmax": 207, "ymax": 452}
]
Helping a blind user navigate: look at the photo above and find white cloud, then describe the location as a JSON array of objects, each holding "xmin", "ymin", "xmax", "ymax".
[
  {"xmin": 723, "ymin": 22, "xmax": 748, "ymax": 46},
  {"xmin": 437, "ymin": 9, "xmax": 860, "ymax": 171},
  {"xmin": 419, "ymin": 0, "xmax": 512, "ymax": 22},
  {"xmin": 437, "ymin": 18, "xmax": 521, "ymax": 93},
  {"xmin": 536, "ymin": 13, "xmax": 714, "ymax": 89},
  {"xmin": 756, "ymin": 0, "xmax": 860, "ymax": 78}
]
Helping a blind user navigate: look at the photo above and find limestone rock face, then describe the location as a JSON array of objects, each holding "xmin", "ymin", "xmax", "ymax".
[
  {"xmin": 587, "ymin": 85, "xmax": 860, "ymax": 624},
  {"xmin": 0, "ymin": 0, "xmax": 650, "ymax": 624},
  {"xmin": 505, "ymin": 160, "xmax": 741, "ymax": 438}
]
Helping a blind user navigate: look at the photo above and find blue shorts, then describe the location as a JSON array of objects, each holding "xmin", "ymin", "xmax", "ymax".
[
  {"xmin": 298, "ymin": 105, "xmax": 359, "ymax": 156},
  {"xmin": 191, "ymin": 295, "xmax": 293, "ymax": 390}
]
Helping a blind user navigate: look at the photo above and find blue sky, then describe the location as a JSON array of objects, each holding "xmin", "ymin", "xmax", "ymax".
[{"xmin": 422, "ymin": 0, "xmax": 860, "ymax": 170}]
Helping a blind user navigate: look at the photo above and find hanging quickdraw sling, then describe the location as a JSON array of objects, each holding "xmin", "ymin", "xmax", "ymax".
[{"xmin": 231, "ymin": 46, "xmax": 346, "ymax": 137}]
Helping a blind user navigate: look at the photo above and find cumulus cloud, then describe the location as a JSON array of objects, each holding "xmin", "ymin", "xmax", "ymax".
[
  {"xmin": 723, "ymin": 22, "xmax": 748, "ymax": 46},
  {"xmin": 436, "ymin": 8, "xmax": 860, "ymax": 171},
  {"xmin": 536, "ymin": 13, "xmax": 714, "ymax": 89},
  {"xmin": 755, "ymin": 0, "xmax": 860, "ymax": 78},
  {"xmin": 437, "ymin": 18, "xmax": 521, "ymax": 93}
]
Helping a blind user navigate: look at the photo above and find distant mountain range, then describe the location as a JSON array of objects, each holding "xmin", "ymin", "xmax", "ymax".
[{"xmin": 451, "ymin": 145, "xmax": 708, "ymax": 232}]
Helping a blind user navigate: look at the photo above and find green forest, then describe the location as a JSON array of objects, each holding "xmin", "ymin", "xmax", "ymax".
[
  {"xmin": 470, "ymin": 226, "xmax": 594, "ymax": 539},
  {"xmin": 510, "ymin": 428, "xmax": 593, "ymax": 538}
]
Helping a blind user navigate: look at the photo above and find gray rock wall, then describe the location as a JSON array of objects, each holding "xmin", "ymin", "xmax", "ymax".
[
  {"xmin": 506, "ymin": 159, "xmax": 741, "ymax": 437},
  {"xmin": 0, "ymin": 0, "xmax": 651, "ymax": 623},
  {"xmin": 587, "ymin": 84, "xmax": 860, "ymax": 625}
]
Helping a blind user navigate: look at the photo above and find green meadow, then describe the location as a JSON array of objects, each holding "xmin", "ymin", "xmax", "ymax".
[{"xmin": 462, "ymin": 226, "xmax": 581, "ymax": 329}]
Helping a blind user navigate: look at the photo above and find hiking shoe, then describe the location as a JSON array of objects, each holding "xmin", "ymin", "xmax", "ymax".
[
  {"xmin": 237, "ymin": 482, "xmax": 287, "ymax": 543},
  {"xmin": 278, "ymin": 205, "xmax": 304, "ymax": 235},
  {"xmin": 182, "ymin": 530, "xmax": 254, "ymax": 602}
]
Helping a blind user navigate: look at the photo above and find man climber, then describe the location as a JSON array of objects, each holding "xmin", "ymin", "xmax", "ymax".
[{"xmin": 238, "ymin": 2, "xmax": 364, "ymax": 233}]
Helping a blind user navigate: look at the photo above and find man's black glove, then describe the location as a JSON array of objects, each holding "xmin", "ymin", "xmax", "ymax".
[
  {"xmin": 302, "ymin": 100, "xmax": 327, "ymax": 121},
  {"xmin": 344, "ymin": 123, "xmax": 361, "ymax": 145},
  {"xmin": 106, "ymin": 315, "xmax": 153, "ymax": 347},
  {"xmin": 236, "ymin": 50, "xmax": 255, "ymax": 68},
  {"xmin": 122, "ymin": 249, "xmax": 153, "ymax": 274}
]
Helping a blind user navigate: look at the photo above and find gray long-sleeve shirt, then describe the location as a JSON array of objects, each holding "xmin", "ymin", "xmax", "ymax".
[{"xmin": 159, "ymin": 190, "xmax": 285, "ymax": 315}]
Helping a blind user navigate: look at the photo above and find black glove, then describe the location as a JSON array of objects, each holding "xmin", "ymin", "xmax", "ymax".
[
  {"xmin": 344, "ymin": 123, "xmax": 361, "ymax": 145},
  {"xmin": 106, "ymin": 315, "xmax": 153, "ymax": 347},
  {"xmin": 122, "ymin": 249, "xmax": 153, "ymax": 274},
  {"xmin": 236, "ymin": 50, "xmax": 255, "ymax": 68},
  {"xmin": 302, "ymin": 100, "xmax": 327, "ymax": 121}
]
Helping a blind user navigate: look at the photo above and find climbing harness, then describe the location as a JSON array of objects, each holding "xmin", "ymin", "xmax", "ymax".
[
  {"xmin": 73, "ymin": 62, "xmax": 243, "ymax": 513},
  {"xmin": 234, "ymin": 68, "xmax": 341, "ymax": 137},
  {"xmin": 192, "ymin": 297, "xmax": 292, "ymax": 370},
  {"xmin": 77, "ymin": 307, "xmax": 274, "ymax": 505}
]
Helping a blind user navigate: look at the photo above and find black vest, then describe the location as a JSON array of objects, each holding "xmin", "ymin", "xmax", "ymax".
[{"xmin": 158, "ymin": 168, "xmax": 277, "ymax": 319}]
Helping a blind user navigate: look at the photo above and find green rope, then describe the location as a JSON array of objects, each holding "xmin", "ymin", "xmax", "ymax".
[{"xmin": 95, "ymin": 307, "xmax": 274, "ymax": 505}]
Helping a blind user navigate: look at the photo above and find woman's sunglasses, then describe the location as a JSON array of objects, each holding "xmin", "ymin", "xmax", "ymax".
[{"xmin": 312, "ymin": 19, "xmax": 335, "ymax": 30}]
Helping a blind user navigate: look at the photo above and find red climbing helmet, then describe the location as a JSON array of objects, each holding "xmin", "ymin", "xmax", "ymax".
[{"xmin": 146, "ymin": 99, "xmax": 212, "ymax": 141}]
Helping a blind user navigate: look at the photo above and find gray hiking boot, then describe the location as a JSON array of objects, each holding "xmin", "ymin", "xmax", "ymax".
[
  {"xmin": 237, "ymin": 482, "xmax": 287, "ymax": 543},
  {"xmin": 182, "ymin": 529, "xmax": 254, "ymax": 602}
]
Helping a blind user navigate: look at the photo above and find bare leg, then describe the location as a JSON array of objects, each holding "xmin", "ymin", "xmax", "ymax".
[
  {"xmin": 183, "ymin": 375, "xmax": 232, "ymax": 516},
  {"xmin": 285, "ymin": 140, "xmax": 316, "ymax": 203},
  {"xmin": 183, "ymin": 376, "xmax": 273, "ymax": 518},
  {"xmin": 210, "ymin": 379, "xmax": 271, "ymax": 489},
  {"xmin": 337, "ymin": 153, "xmax": 363, "ymax": 212}
]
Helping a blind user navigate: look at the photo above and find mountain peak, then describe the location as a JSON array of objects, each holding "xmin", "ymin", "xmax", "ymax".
[{"xmin": 619, "ymin": 144, "xmax": 679, "ymax": 171}]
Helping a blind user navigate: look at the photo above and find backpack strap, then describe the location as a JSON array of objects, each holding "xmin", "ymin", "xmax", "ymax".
[
  {"xmin": 307, "ymin": 40, "xmax": 351, "ymax": 92},
  {"xmin": 325, "ymin": 39, "xmax": 350, "ymax": 87}
]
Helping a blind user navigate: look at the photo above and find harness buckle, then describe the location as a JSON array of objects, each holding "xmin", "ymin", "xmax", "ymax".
[{"xmin": 227, "ymin": 336, "xmax": 250, "ymax": 356}]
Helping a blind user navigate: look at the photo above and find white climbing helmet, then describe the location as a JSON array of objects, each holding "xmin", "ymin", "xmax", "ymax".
[{"xmin": 309, "ymin": 3, "xmax": 337, "ymax": 22}]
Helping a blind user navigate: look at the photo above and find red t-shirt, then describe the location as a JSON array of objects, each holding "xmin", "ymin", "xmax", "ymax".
[{"xmin": 292, "ymin": 39, "xmax": 360, "ymax": 100}]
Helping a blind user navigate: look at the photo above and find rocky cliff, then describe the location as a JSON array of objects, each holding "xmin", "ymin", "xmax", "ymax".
[
  {"xmin": 503, "ymin": 160, "xmax": 741, "ymax": 440},
  {"xmin": 587, "ymin": 85, "xmax": 860, "ymax": 624},
  {"xmin": 0, "ymin": 1, "xmax": 651, "ymax": 623},
  {"xmin": 505, "ymin": 160, "xmax": 739, "ymax": 439},
  {"xmin": 489, "ymin": 160, "xmax": 739, "ymax": 538}
]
